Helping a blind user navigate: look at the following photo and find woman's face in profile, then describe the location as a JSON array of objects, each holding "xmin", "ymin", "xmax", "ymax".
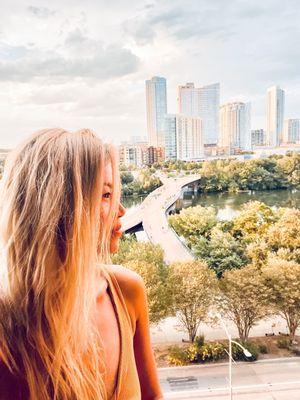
[{"xmin": 101, "ymin": 162, "xmax": 126, "ymax": 254}]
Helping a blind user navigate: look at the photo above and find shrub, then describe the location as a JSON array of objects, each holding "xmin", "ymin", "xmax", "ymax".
[
  {"xmin": 258, "ymin": 344, "xmax": 268, "ymax": 354},
  {"xmin": 186, "ymin": 344, "xmax": 199, "ymax": 362},
  {"xmin": 194, "ymin": 334, "xmax": 205, "ymax": 348},
  {"xmin": 193, "ymin": 342, "xmax": 227, "ymax": 362},
  {"xmin": 292, "ymin": 347, "xmax": 300, "ymax": 356},
  {"xmin": 277, "ymin": 337, "xmax": 291, "ymax": 349},
  {"xmin": 232, "ymin": 341, "xmax": 259, "ymax": 362},
  {"xmin": 166, "ymin": 345, "xmax": 189, "ymax": 366}
]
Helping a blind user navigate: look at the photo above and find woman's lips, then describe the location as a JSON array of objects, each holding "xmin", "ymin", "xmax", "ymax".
[{"xmin": 112, "ymin": 228, "xmax": 123, "ymax": 237}]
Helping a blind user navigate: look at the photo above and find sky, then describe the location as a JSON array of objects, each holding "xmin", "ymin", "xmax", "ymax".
[{"xmin": 0, "ymin": 0, "xmax": 300, "ymax": 148}]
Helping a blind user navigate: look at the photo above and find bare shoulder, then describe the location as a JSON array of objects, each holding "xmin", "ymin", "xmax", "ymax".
[
  {"xmin": 107, "ymin": 264, "xmax": 146, "ymax": 320},
  {"xmin": 108, "ymin": 264, "xmax": 145, "ymax": 299}
]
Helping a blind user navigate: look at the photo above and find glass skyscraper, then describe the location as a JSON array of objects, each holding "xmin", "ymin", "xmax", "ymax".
[
  {"xmin": 163, "ymin": 114, "xmax": 177, "ymax": 160},
  {"xmin": 266, "ymin": 86, "xmax": 285, "ymax": 147},
  {"xmin": 145, "ymin": 77, "xmax": 167, "ymax": 147},
  {"xmin": 178, "ymin": 82, "xmax": 220, "ymax": 145}
]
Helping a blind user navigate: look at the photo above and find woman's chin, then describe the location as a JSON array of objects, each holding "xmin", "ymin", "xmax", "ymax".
[{"xmin": 110, "ymin": 237, "xmax": 120, "ymax": 254}]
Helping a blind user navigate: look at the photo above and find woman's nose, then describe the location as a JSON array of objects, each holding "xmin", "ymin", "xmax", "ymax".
[{"xmin": 119, "ymin": 203, "xmax": 126, "ymax": 217}]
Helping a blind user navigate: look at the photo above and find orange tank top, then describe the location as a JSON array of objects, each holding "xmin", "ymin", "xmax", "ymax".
[{"xmin": 102, "ymin": 266, "xmax": 141, "ymax": 400}]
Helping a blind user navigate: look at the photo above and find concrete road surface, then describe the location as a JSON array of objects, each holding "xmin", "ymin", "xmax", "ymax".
[{"xmin": 159, "ymin": 357, "xmax": 300, "ymax": 399}]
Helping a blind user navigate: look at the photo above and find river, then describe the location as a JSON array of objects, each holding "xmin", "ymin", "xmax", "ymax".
[{"xmin": 122, "ymin": 188, "xmax": 300, "ymax": 220}]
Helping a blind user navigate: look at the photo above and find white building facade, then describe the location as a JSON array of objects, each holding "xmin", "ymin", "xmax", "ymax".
[
  {"xmin": 219, "ymin": 102, "xmax": 252, "ymax": 153},
  {"xmin": 251, "ymin": 129, "xmax": 265, "ymax": 146},
  {"xmin": 176, "ymin": 114, "xmax": 204, "ymax": 160},
  {"xmin": 118, "ymin": 144, "xmax": 147, "ymax": 168},
  {"xmin": 178, "ymin": 82, "xmax": 220, "ymax": 145},
  {"xmin": 283, "ymin": 119, "xmax": 300, "ymax": 144},
  {"xmin": 146, "ymin": 76, "xmax": 167, "ymax": 147},
  {"xmin": 266, "ymin": 86, "xmax": 285, "ymax": 147}
]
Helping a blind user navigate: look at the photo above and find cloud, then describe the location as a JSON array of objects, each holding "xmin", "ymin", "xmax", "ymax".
[
  {"xmin": 0, "ymin": 36, "xmax": 140, "ymax": 82},
  {"xmin": 123, "ymin": 1, "xmax": 237, "ymax": 45},
  {"xmin": 1, "ymin": 0, "xmax": 300, "ymax": 148},
  {"xmin": 27, "ymin": 6, "xmax": 57, "ymax": 18},
  {"xmin": 123, "ymin": 18, "xmax": 156, "ymax": 45}
]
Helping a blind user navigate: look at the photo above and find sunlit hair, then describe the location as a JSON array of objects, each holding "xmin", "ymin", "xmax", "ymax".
[{"xmin": 0, "ymin": 128, "xmax": 121, "ymax": 399}]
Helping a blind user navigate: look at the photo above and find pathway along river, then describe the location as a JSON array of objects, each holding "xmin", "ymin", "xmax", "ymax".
[{"xmin": 122, "ymin": 188, "xmax": 300, "ymax": 220}]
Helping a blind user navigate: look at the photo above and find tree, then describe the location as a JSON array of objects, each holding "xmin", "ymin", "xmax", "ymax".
[
  {"xmin": 231, "ymin": 201, "xmax": 277, "ymax": 243},
  {"xmin": 246, "ymin": 239, "xmax": 269, "ymax": 268},
  {"xmin": 193, "ymin": 228, "xmax": 248, "ymax": 277},
  {"xmin": 124, "ymin": 260, "xmax": 171, "ymax": 324},
  {"xmin": 168, "ymin": 205, "xmax": 217, "ymax": 246},
  {"xmin": 121, "ymin": 171, "xmax": 134, "ymax": 185},
  {"xmin": 112, "ymin": 237, "xmax": 165, "ymax": 269},
  {"xmin": 266, "ymin": 208, "xmax": 300, "ymax": 263},
  {"xmin": 218, "ymin": 264, "xmax": 271, "ymax": 341},
  {"xmin": 168, "ymin": 261, "xmax": 217, "ymax": 342},
  {"xmin": 277, "ymin": 152, "xmax": 300, "ymax": 188},
  {"xmin": 112, "ymin": 237, "xmax": 170, "ymax": 324},
  {"xmin": 263, "ymin": 257, "xmax": 300, "ymax": 341}
]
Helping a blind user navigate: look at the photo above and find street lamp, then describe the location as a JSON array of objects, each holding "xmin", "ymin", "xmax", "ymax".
[{"xmin": 218, "ymin": 315, "xmax": 252, "ymax": 400}]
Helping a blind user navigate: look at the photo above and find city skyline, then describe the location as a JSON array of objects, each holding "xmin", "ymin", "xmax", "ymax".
[
  {"xmin": 178, "ymin": 82, "xmax": 220, "ymax": 145},
  {"xmin": 0, "ymin": 0, "xmax": 300, "ymax": 148}
]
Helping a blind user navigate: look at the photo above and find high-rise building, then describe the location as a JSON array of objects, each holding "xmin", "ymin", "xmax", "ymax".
[
  {"xmin": 178, "ymin": 82, "xmax": 220, "ymax": 145},
  {"xmin": 282, "ymin": 119, "xmax": 300, "ymax": 143},
  {"xmin": 266, "ymin": 86, "xmax": 285, "ymax": 147},
  {"xmin": 176, "ymin": 114, "xmax": 203, "ymax": 160},
  {"xmin": 163, "ymin": 114, "xmax": 177, "ymax": 160},
  {"xmin": 251, "ymin": 129, "xmax": 265, "ymax": 146},
  {"xmin": 146, "ymin": 76, "xmax": 167, "ymax": 147},
  {"xmin": 119, "ymin": 143, "xmax": 165, "ymax": 167},
  {"xmin": 119, "ymin": 144, "xmax": 145, "ymax": 168},
  {"xmin": 144, "ymin": 146, "xmax": 165, "ymax": 165},
  {"xmin": 219, "ymin": 102, "xmax": 251, "ymax": 153}
]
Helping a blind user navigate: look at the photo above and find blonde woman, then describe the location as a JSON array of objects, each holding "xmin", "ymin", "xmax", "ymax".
[{"xmin": 0, "ymin": 129, "xmax": 163, "ymax": 400}]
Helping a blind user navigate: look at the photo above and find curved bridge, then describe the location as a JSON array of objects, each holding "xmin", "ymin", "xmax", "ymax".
[{"xmin": 121, "ymin": 174, "xmax": 201, "ymax": 264}]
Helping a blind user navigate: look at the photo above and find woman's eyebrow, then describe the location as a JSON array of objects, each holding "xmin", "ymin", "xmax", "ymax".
[{"xmin": 104, "ymin": 182, "xmax": 113, "ymax": 188}]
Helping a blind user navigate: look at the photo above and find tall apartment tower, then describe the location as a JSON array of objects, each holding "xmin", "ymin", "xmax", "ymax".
[
  {"xmin": 219, "ymin": 102, "xmax": 251, "ymax": 153},
  {"xmin": 145, "ymin": 76, "xmax": 167, "ymax": 147},
  {"xmin": 163, "ymin": 114, "xmax": 177, "ymax": 160},
  {"xmin": 283, "ymin": 119, "xmax": 300, "ymax": 143},
  {"xmin": 266, "ymin": 86, "xmax": 285, "ymax": 147},
  {"xmin": 251, "ymin": 129, "xmax": 265, "ymax": 146},
  {"xmin": 178, "ymin": 82, "xmax": 220, "ymax": 145},
  {"xmin": 176, "ymin": 114, "xmax": 203, "ymax": 160}
]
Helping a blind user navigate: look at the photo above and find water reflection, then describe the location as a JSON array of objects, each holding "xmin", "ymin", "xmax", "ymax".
[{"xmin": 123, "ymin": 189, "xmax": 300, "ymax": 220}]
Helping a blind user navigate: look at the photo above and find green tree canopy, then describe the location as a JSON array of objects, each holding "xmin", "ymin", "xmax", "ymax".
[
  {"xmin": 193, "ymin": 227, "xmax": 248, "ymax": 278},
  {"xmin": 168, "ymin": 205, "xmax": 217, "ymax": 246},
  {"xmin": 231, "ymin": 201, "xmax": 277, "ymax": 243},
  {"xmin": 266, "ymin": 208, "xmax": 300, "ymax": 262},
  {"xmin": 121, "ymin": 171, "xmax": 134, "ymax": 185},
  {"xmin": 124, "ymin": 260, "xmax": 171, "ymax": 324},
  {"xmin": 218, "ymin": 264, "xmax": 271, "ymax": 341},
  {"xmin": 168, "ymin": 261, "xmax": 217, "ymax": 342},
  {"xmin": 112, "ymin": 236, "xmax": 165, "ymax": 269},
  {"xmin": 263, "ymin": 257, "xmax": 300, "ymax": 341}
]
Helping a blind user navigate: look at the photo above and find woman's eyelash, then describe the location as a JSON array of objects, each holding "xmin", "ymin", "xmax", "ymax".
[{"xmin": 103, "ymin": 192, "xmax": 111, "ymax": 198}]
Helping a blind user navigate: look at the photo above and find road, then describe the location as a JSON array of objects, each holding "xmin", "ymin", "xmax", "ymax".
[
  {"xmin": 122, "ymin": 174, "xmax": 201, "ymax": 263},
  {"xmin": 159, "ymin": 357, "xmax": 300, "ymax": 399}
]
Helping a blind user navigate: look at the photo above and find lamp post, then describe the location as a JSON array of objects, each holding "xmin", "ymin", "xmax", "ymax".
[{"xmin": 218, "ymin": 316, "xmax": 252, "ymax": 400}]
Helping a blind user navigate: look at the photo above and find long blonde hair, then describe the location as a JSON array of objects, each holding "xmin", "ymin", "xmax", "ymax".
[{"xmin": 0, "ymin": 128, "xmax": 121, "ymax": 399}]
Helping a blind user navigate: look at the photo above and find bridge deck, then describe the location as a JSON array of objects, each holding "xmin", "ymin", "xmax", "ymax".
[{"xmin": 121, "ymin": 174, "xmax": 201, "ymax": 264}]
